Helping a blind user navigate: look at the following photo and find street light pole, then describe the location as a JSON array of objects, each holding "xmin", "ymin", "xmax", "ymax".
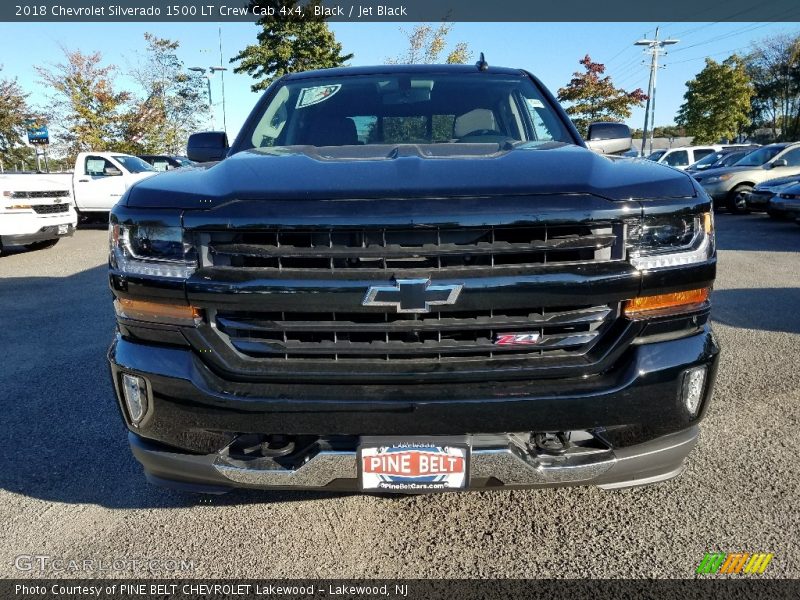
[
  {"xmin": 218, "ymin": 27, "xmax": 228, "ymax": 135},
  {"xmin": 635, "ymin": 28, "xmax": 678, "ymax": 157}
]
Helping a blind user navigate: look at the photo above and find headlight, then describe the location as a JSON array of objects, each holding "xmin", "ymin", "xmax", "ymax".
[
  {"xmin": 629, "ymin": 212, "xmax": 714, "ymax": 270},
  {"xmin": 703, "ymin": 174, "xmax": 733, "ymax": 184},
  {"xmin": 109, "ymin": 222, "xmax": 197, "ymax": 278}
]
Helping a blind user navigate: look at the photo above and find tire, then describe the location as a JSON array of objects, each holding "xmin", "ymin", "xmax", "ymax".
[
  {"xmin": 24, "ymin": 238, "xmax": 59, "ymax": 251},
  {"xmin": 727, "ymin": 185, "xmax": 753, "ymax": 214}
]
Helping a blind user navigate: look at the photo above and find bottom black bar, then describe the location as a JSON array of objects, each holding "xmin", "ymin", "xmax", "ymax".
[{"xmin": 3, "ymin": 579, "xmax": 800, "ymax": 600}]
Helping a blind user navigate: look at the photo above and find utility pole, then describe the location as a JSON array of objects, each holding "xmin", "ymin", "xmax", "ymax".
[
  {"xmin": 218, "ymin": 27, "xmax": 228, "ymax": 135},
  {"xmin": 635, "ymin": 28, "xmax": 678, "ymax": 157}
]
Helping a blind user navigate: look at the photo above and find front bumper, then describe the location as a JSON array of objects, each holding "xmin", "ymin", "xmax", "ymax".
[
  {"xmin": 0, "ymin": 210, "xmax": 77, "ymax": 244},
  {"xmin": 699, "ymin": 181, "xmax": 731, "ymax": 202},
  {"xmin": 746, "ymin": 190, "xmax": 774, "ymax": 211},
  {"xmin": 109, "ymin": 325, "xmax": 720, "ymax": 492},
  {"xmin": 129, "ymin": 426, "xmax": 699, "ymax": 493}
]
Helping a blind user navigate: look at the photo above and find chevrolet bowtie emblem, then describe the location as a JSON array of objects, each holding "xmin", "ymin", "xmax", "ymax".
[{"xmin": 362, "ymin": 279, "xmax": 463, "ymax": 313}]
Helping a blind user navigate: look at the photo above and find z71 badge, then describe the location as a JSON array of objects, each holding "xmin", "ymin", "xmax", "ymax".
[{"xmin": 494, "ymin": 332, "xmax": 541, "ymax": 346}]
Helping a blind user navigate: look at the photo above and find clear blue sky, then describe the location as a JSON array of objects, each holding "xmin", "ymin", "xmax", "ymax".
[{"xmin": 2, "ymin": 21, "xmax": 796, "ymax": 141}]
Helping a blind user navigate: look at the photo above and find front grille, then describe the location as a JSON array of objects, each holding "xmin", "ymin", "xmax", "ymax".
[
  {"xmin": 204, "ymin": 223, "xmax": 623, "ymax": 272},
  {"xmin": 32, "ymin": 203, "xmax": 70, "ymax": 214},
  {"xmin": 214, "ymin": 304, "xmax": 616, "ymax": 361},
  {"xmin": 13, "ymin": 190, "xmax": 70, "ymax": 199}
]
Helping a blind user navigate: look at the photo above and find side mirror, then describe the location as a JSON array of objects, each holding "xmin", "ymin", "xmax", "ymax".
[
  {"xmin": 585, "ymin": 122, "xmax": 632, "ymax": 155},
  {"xmin": 769, "ymin": 158, "xmax": 788, "ymax": 168},
  {"xmin": 187, "ymin": 131, "xmax": 229, "ymax": 163},
  {"xmin": 104, "ymin": 167, "xmax": 123, "ymax": 176}
]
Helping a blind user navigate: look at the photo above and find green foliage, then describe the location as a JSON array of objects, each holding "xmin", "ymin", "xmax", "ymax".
[
  {"xmin": 36, "ymin": 47, "xmax": 131, "ymax": 162},
  {"xmin": 676, "ymin": 56, "xmax": 753, "ymax": 144},
  {"xmin": 387, "ymin": 24, "xmax": 471, "ymax": 65},
  {"xmin": 125, "ymin": 33, "xmax": 208, "ymax": 154},
  {"xmin": 231, "ymin": 1, "xmax": 353, "ymax": 92},
  {"xmin": 0, "ymin": 67, "xmax": 35, "ymax": 169},
  {"xmin": 557, "ymin": 55, "xmax": 647, "ymax": 138},
  {"xmin": 630, "ymin": 125, "xmax": 686, "ymax": 139}
]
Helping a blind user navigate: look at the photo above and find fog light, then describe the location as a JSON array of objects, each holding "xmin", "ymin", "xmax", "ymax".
[
  {"xmin": 682, "ymin": 366, "xmax": 707, "ymax": 417},
  {"xmin": 121, "ymin": 374, "xmax": 148, "ymax": 426}
]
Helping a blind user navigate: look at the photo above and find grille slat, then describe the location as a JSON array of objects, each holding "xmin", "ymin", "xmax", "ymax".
[
  {"xmin": 13, "ymin": 190, "xmax": 70, "ymax": 199},
  {"xmin": 217, "ymin": 305, "xmax": 612, "ymax": 334},
  {"xmin": 215, "ymin": 304, "xmax": 615, "ymax": 362},
  {"xmin": 210, "ymin": 236, "xmax": 616, "ymax": 260},
  {"xmin": 204, "ymin": 223, "xmax": 620, "ymax": 272},
  {"xmin": 32, "ymin": 203, "xmax": 70, "ymax": 214},
  {"xmin": 229, "ymin": 332, "xmax": 599, "ymax": 358}
]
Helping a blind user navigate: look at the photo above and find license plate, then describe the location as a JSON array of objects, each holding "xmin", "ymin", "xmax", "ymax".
[
  {"xmin": 358, "ymin": 437, "xmax": 469, "ymax": 493},
  {"xmin": 57, "ymin": 224, "xmax": 69, "ymax": 235}
]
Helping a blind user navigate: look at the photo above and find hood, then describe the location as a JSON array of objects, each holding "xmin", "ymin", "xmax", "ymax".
[
  {"xmin": 692, "ymin": 166, "xmax": 753, "ymax": 182},
  {"xmin": 124, "ymin": 143, "xmax": 698, "ymax": 209},
  {"xmin": 755, "ymin": 174, "xmax": 800, "ymax": 191},
  {"xmin": 0, "ymin": 173, "xmax": 72, "ymax": 193}
]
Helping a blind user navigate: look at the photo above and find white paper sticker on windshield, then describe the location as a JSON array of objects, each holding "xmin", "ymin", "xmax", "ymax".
[
  {"xmin": 526, "ymin": 98, "xmax": 544, "ymax": 109},
  {"xmin": 296, "ymin": 85, "xmax": 342, "ymax": 109}
]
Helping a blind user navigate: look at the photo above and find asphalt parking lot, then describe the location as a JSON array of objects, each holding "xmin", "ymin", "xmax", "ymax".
[{"xmin": 0, "ymin": 214, "xmax": 798, "ymax": 579}]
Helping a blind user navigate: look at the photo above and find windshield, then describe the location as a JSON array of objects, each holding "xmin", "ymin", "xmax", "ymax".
[
  {"xmin": 733, "ymin": 146, "xmax": 784, "ymax": 167},
  {"xmin": 691, "ymin": 151, "xmax": 723, "ymax": 169},
  {"xmin": 113, "ymin": 155, "xmax": 156, "ymax": 173},
  {"xmin": 244, "ymin": 73, "xmax": 572, "ymax": 149},
  {"xmin": 646, "ymin": 150, "xmax": 666, "ymax": 161}
]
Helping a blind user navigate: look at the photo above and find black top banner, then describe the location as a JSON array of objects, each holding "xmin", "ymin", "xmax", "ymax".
[{"xmin": 4, "ymin": 0, "xmax": 800, "ymax": 22}]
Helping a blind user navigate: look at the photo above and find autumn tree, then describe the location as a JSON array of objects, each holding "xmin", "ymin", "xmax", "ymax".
[
  {"xmin": 36, "ymin": 48, "xmax": 131, "ymax": 161},
  {"xmin": 745, "ymin": 34, "xmax": 800, "ymax": 141},
  {"xmin": 387, "ymin": 23, "xmax": 471, "ymax": 65},
  {"xmin": 0, "ymin": 67, "xmax": 35, "ymax": 169},
  {"xmin": 231, "ymin": 1, "xmax": 353, "ymax": 92},
  {"xmin": 676, "ymin": 56, "xmax": 754, "ymax": 144},
  {"xmin": 557, "ymin": 55, "xmax": 647, "ymax": 138},
  {"xmin": 126, "ymin": 33, "xmax": 208, "ymax": 154}
]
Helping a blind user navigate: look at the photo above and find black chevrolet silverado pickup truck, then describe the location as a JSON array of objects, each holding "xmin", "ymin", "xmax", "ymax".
[{"xmin": 108, "ymin": 64, "xmax": 719, "ymax": 494}]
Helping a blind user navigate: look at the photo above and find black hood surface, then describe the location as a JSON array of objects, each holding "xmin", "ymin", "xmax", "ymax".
[{"xmin": 125, "ymin": 143, "xmax": 697, "ymax": 209}]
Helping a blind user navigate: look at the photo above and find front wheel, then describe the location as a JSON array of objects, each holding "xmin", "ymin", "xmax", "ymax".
[
  {"xmin": 24, "ymin": 239, "xmax": 59, "ymax": 251},
  {"xmin": 727, "ymin": 185, "xmax": 753, "ymax": 214}
]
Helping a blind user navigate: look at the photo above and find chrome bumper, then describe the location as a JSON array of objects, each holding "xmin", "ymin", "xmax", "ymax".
[{"xmin": 130, "ymin": 427, "xmax": 699, "ymax": 493}]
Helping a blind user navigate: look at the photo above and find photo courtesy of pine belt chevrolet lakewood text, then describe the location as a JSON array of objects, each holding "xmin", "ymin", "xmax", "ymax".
[{"xmin": 107, "ymin": 61, "xmax": 719, "ymax": 494}]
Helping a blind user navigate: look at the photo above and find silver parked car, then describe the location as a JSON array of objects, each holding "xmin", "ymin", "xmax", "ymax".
[
  {"xmin": 693, "ymin": 143, "xmax": 800, "ymax": 213},
  {"xmin": 768, "ymin": 183, "xmax": 800, "ymax": 221}
]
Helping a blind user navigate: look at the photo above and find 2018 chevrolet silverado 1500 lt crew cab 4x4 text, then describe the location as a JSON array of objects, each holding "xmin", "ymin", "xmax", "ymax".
[
  {"xmin": 0, "ymin": 174, "xmax": 77, "ymax": 253},
  {"xmin": 108, "ymin": 64, "xmax": 719, "ymax": 494}
]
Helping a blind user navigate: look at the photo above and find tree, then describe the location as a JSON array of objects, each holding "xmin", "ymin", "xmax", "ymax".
[
  {"xmin": 676, "ymin": 56, "xmax": 754, "ymax": 144},
  {"xmin": 745, "ymin": 34, "xmax": 800, "ymax": 141},
  {"xmin": 387, "ymin": 24, "xmax": 471, "ymax": 65},
  {"xmin": 0, "ymin": 67, "xmax": 36, "ymax": 170},
  {"xmin": 36, "ymin": 48, "xmax": 131, "ymax": 162},
  {"xmin": 126, "ymin": 33, "xmax": 208, "ymax": 154},
  {"xmin": 231, "ymin": 1, "xmax": 353, "ymax": 92},
  {"xmin": 557, "ymin": 55, "xmax": 647, "ymax": 138}
]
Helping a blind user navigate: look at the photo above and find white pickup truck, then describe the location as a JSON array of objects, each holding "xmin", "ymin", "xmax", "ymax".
[
  {"xmin": 16, "ymin": 152, "xmax": 158, "ymax": 219},
  {"xmin": 0, "ymin": 174, "xmax": 77, "ymax": 253}
]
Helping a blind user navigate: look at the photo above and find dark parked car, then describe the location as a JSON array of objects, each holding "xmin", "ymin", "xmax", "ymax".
[
  {"xmin": 108, "ymin": 64, "xmax": 718, "ymax": 495},
  {"xmin": 686, "ymin": 147, "xmax": 758, "ymax": 174},
  {"xmin": 137, "ymin": 155, "xmax": 195, "ymax": 172},
  {"xmin": 746, "ymin": 174, "xmax": 800, "ymax": 215}
]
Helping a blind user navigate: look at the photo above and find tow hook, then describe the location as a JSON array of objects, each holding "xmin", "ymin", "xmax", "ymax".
[{"xmin": 532, "ymin": 432, "xmax": 571, "ymax": 455}]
